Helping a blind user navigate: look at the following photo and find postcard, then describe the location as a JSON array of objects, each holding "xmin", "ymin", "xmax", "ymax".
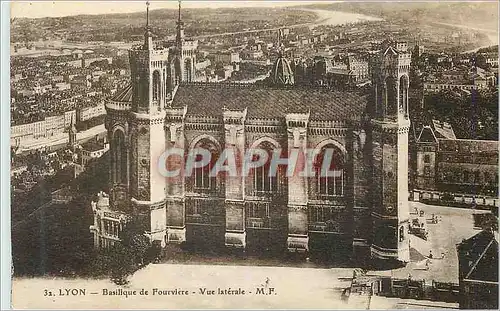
[{"xmin": 9, "ymin": 1, "xmax": 499, "ymax": 309}]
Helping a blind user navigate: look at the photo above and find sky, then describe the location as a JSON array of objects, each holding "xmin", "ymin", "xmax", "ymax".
[{"xmin": 10, "ymin": 0, "xmax": 327, "ymax": 18}]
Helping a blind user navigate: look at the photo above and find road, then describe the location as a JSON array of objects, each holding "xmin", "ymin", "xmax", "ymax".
[{"xmin": 376, "ymin": 201, "xmax": 490, "ymax": 283}]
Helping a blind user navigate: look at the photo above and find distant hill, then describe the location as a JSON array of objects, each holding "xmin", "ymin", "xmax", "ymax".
[{"xmin": 11, "ymin": 7, "xmax": 317, "ymax": 43}]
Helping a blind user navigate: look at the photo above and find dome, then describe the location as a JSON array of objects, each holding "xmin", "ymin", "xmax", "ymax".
[{"xmin": 271, "ymin": 55, "xmax": 295, "ymax": 86}]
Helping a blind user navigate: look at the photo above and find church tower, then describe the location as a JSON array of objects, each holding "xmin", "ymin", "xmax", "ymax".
[
  {"xmin": 110, "ymin": 1, "xmax": 169, "ymax": 242},
  {"xmin": 369, "ymin": 41, "xmax": 411, "ymax": 263},
  {"xmin": 171, "ymin": 0, "xmax": 197, "ymax": 84}
]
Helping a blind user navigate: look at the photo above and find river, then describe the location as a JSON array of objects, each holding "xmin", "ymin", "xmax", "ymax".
[
  {"xmin": 302, "ymin": 8, "xmax": 383, "ymax": 27},
  {"xmin": 434, "ymin": 22, "xmax": 498, "ymax": 53}
]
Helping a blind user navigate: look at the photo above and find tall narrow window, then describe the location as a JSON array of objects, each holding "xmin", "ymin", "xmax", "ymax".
[
  {"xmin": 385, "ymin": 77, "xmax": 397, "ymax": 116},
  {"xmin": 152, "ymin": 70, "xmax": 161, "ymax": 103},
  {"xmin": 193, "ymin": 139, "xmax": 219, "ymax": 193},
  {"xmin": 113, "ymin": 130, "xmax": 127, "ymax": 184},
  {"xmin": 184, "ymin": 58, "xmax": 193, "ymax": 82},
  {"xmin": 399, "ymin": 75, "xmax": 409, "ymax": 117},
  {"xmin": 252, "ymin": 141, "xmax": 278, "ymax": 195},
  {"xmin": 314, "ymin": 144, "xmax": 344, "ymax": 198}
]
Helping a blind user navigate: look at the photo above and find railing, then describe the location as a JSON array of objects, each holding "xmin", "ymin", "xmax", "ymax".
[{"xmin": 413, "ymin": 190, "xmax": 499, "ymax": 209}]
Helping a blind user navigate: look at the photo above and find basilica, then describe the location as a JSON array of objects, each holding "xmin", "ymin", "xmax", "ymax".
[{"xmin": 90, "ymin": 3, "xmax": 412, "ymax": 264}]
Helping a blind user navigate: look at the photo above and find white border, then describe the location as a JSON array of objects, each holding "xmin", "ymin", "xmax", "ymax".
[{"xmin": 1, "ymin": 1, "xmax": 12, "ymax": 310}]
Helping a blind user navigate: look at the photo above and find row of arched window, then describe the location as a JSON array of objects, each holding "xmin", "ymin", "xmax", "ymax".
[
  {"xmin": 189, "ymin": 138, "xmax": 345, "ymax": 199},
  {"xmin": 138, "ymin": 58, "xmax": 194, "ymax": 110},
  {"xmin": 111, "ymin": 133, "xmax": 347, "ymax": 199}
]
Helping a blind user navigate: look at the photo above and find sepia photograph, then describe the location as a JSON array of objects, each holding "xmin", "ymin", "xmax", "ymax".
[{"xmin": 7, "ymin": 0, "xmax": 499, "ymax": 309}]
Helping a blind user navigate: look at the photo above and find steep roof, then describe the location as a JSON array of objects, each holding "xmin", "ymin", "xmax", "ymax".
[
  {"xmin": 271, "ymin": 56, "xmax": 295, "ymax": 86},
  {"xmin": 457, "ymin": 230, "xmax": 498, "ymax": 282},
  {"xmin": 111, "ymin": 83, "xmax": 133, "ymax": 102},
  {"xmin": 416, "ymin": 126, "xmax": 438, "ymax": 143},
  {"xmin": 432, "ymin": 119, "xmax": 456, "ymax": 139},
  {"xmin": 171, "ymin": 83, "xmax": 369, "ymax": 121}
]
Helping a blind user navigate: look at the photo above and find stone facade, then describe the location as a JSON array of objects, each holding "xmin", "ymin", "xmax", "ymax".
[
  {"xmin": 369, "ymin": 41, "xmax": 411, "ymax": 262},
  {"xmin": 415, "ymin": 125, "xmax": 499, "ymax": 197},
  {"xmin": 90, "ymin": 5, "xmax": 412, "ymax": 264}
]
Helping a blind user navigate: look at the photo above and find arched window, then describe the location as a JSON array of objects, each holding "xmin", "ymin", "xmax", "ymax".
[
  {"xmin": 399, "ymin": 75, "xmax": 409, "ymax": 117},
  {"xmin": 385, "ymin": 76, "xmax": 397, "ymax": 116},
  {"xmin": 313, "ymin": 144, "xmax": 344, "ymax": 198},
  {"xmin": 141, "ymin": 72, "xmax": 149, "ymax": 107},
  {"xmin": 113, "ymin": 130, "xmax": 127, "ymax": 184},
  {"xmin": 184, "ymin": 58, "xmax": 193, "ymax": 82},
  {"xmin": 152, "ymin": 70, "xmax": 161, "ymax": 103},
  {"xmin": 163, "ymin": 70, "xmax": 167, "ymax": 99},
  {"xmin": 174, "ymin": 58, "xmax": 182, "ymax": 85},
  {"xmin": 166, "ymin": 64, "xmax": 173, "ymax": 94},
  {"xmin": 193, "ymin": 138, "xmax": 219, "ymax": 193},
  {"xmin": 252, "ymin": 141, "xmax": 279, "ymax": 195}
]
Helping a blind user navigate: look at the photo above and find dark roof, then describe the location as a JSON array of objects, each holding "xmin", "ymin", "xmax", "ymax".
[
  {"xmin": 271, "ymin": 56, "xmax": 295, "ymax": 86},
  {"xmin": 431, "ymin": 119, "xmax": 456, "ymax": 139},
  {"xmin": 417, "ymin": 126, "xmax": 437, "ymax": 143},
  {"xmin": 111, "ymin": 83, "xmax": 133, "ymax": 102},
  {"xmin": 438, "ymin": 139, "xmax": 498, "ymax": 153},
  {"xmin": 172, "ymin": 83, "xmax": 368, "ymax": 121},
  {"xmin": 457, "ymin": 230, "xmax": 498, "ymax": 282}
]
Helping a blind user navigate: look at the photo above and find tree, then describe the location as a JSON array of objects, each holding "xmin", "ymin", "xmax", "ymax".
[
  {"xmin": 119, "ymin": 219, "xmax": 151, "ymax": 267},
  {"xmin": 423, "ymin": 89, "xmax": 498, "ymax": 140},
  {"xmin": 107, "ymin": 243, "xmax": 135, "ymax": 284}
]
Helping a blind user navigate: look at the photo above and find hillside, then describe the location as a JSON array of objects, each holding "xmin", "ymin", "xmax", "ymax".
[{"xmin": 11, "ymin": 7, "xmax": 317, "ymax": 43}]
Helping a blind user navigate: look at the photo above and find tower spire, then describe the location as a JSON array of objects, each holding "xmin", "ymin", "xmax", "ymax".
[
  {"xmin": 146, "ymin": 1, "xmax": 150, "ymax": 28},
  {"xmin": 144, "ymin": 1, "xmax": 153, "ymax": 50},
  {"xmin": 178, "ymin": 0, "xmax": 181, "ymax": 24},
  {"xmin": 176, "ymin": 0, "xmax": 184, "ymax": 46}
]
